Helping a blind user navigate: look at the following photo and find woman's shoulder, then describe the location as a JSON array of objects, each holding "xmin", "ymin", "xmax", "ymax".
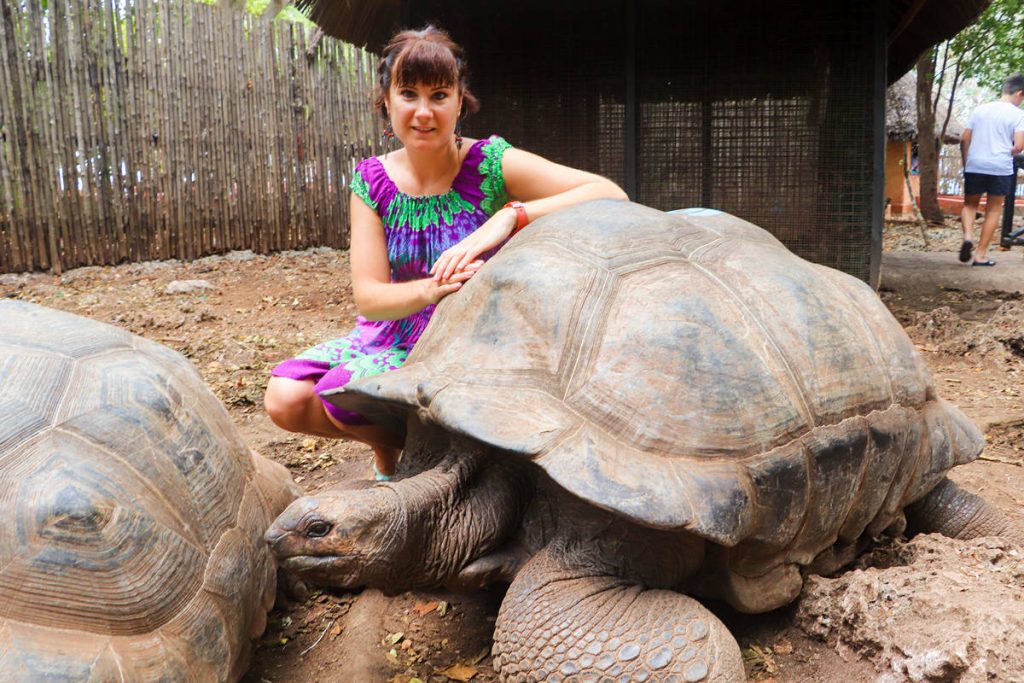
[
  {"xmin": 470, "ymin": 134, "xmax": 513, "ymax": 154},
  {"xmin": 462, "ymin": 135, "xmax": 513, "ymax": 172},
  {"xmin": 355, "ymin": 155, "xmax": 387, "ymax": 179},
  {"xmin": 352, "ymin": 156, "xmax": 394, "ymax": 211},
  {"xmin": 456, "ymin": 135, "xmax": 514, "ymax": 214}
]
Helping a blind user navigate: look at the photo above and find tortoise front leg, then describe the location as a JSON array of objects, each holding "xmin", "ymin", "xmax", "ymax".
[
  {"xmin": 492, "ymin": 546, "xmax": 744, "ymax": 682},
  {"xmin": 906, "ymin": 477, "xmax": 1024, "ymax": 545}
]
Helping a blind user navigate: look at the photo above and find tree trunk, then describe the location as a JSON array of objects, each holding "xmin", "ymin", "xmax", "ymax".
[
  {"xmin": 916, "ymin": 51, "xmax": 944, "ymax": 223},
  {"xmin": 261, "ymin": 0, "xmax": 290, "ymax": 20}
]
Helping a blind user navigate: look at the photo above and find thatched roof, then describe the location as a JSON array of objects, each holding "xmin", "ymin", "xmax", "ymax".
[
  {"xmin": 292, "ymin": 0, "xmax": 396, "ymax": 51},
  {"xmin": 886, "ymin": 72, "xmax": 965, "ymax": 144},
  {"xmin": 887, "ymin": 0, "xmax": 993, "ymax": 81},
  {"xmin": 294, "ymin": 0, "xmax": 991, "ymax": 84}
]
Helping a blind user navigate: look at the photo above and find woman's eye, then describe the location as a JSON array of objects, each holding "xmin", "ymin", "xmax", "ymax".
[
  {"xmin": 433, "ymin": 91, "xmax": 448, "ymax": 100},
  {"xmin": 400, "ymin": 89, "xmax": 416, "ymax": 98}
]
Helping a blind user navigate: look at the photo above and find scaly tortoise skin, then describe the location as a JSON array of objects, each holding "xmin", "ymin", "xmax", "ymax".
[
  {"xmin": 0, "ymin": 301, "xmax": 298, "ymax": 682},
  {"xmin": 267, "ymin": 201, "xmax": 1020, "ymax": 682}
]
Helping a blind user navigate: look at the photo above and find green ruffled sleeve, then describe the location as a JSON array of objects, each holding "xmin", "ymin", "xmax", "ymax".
[
  {"xmin": 478, "ymin": 136, "xmax": 513, "ymax": 216},
  {"xmin": 350, "ymin": 168, "xmax": 377, "ymax": 210}
]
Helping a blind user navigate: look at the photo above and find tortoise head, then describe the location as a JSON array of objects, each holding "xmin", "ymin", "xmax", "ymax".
[{"xmin": 265, "ymin": 482, "xmax": 406, "ymax": 590}]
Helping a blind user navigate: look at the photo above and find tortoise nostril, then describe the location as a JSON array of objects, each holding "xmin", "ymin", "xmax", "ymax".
[{"xmin": 264, "ymin": 527, "xmax": 286, "ymax": 546}]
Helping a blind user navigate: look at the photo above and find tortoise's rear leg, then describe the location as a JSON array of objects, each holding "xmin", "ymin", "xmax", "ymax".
[
  {"xmin": 492, "ymin": 546, "xmax": 744, "ymax": 682},
  {"xmin": 907, "ymin": 477, "xmax": 1024, "ymax": 545}
]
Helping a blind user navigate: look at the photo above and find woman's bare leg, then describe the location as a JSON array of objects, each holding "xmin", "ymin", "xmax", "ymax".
[{"xmin": 264, "ymin": 376, "xmax": 401, "ymax": 476}]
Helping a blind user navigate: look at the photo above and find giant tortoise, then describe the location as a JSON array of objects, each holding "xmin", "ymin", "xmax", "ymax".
[
  {"xmin": 266, "ymin": 201, "xmax": 1022, "ymax": 682},
  {"xmin": 0, "ymin": 301, "xmax": 298, "ymax": 682}
]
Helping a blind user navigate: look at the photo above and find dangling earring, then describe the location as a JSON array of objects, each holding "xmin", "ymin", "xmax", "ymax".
[
  {"xmin": 454, "ymin": 119, "xmax": 463, "ymax": 150},
  {"xmin": 382, "ymin": 121, "xmax": 395, "ymax": 157}
]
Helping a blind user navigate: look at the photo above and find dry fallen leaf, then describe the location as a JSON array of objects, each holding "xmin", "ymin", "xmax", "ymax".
[
  {"xmin": 384, "ymin": 631, "xmax": 404, "ymax": 646},
  {"xmin": 413, "ymin": 600, "xmax": 440, "ymax": 616},
  {"xmin": 438, "ymin": 662, "xmax": 478, "ymax": 681},
  {"xmin": 329, "ymin": 624, "xmax": 342, "ymax": 638},
  {"xmin": 437, "ymin": 600, "xmax": 449, "ymax": 616}
]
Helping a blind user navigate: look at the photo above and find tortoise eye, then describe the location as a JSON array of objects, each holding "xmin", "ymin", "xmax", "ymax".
[{"xmin": 305, "ymin": 521, "xmax": 332, "ymax": 538}]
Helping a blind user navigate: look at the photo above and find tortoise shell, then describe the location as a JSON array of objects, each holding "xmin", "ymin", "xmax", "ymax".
[
  {"xmin": 330, "ymin": 201, "xmax": 982, "ymax": 553},
  {"xmin": 0, "ymin": 301, "xmax": 298, "ymax": 682}
]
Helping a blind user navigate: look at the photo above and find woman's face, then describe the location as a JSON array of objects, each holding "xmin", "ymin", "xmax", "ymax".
[{"xmin": 386, "ymin": 81, "xmax": 462, "ymax": 153}]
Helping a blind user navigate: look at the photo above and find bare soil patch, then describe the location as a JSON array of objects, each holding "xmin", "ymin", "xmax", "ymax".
[{"xmin": 4, "ymin": 220, "xmax": 1022, "ymax": 681}]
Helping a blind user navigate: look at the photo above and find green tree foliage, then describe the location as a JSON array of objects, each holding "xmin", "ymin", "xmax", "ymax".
[
  {"xmin": 913, "ymin": 0, "xmax": 1024, "ymax": 218},
  {"xmin": 194, "ymin": 0, "xmax": 314, "ymax": 26},
  {"xmin": 949, "ymin": 0, "xmax": 1024, "ymax": 93}
]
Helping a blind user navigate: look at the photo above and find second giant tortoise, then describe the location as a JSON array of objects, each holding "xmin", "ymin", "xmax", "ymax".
[
  {"xmin": 0, "ymin": 301, "xmax": 298, "ymax": 682},
  {"xmin": 267, "ymin": 201, "xmax": 1021, "ymax": 682}
]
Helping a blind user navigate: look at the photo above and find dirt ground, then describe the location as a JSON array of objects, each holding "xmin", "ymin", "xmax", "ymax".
[{"xmin": 2, "ymin": 215, "xmax": 1022, "ymax": 683}]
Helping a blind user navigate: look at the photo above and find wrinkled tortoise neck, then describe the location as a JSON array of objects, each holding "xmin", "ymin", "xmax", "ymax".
[{"xmin": 385, "ymin": 429, "xmax": 535, "ymax": 590}]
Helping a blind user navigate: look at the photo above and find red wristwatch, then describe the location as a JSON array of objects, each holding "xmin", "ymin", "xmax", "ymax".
[{"xmin": 503, "ymin": 201, "xmax": 530, "ymax": 236}]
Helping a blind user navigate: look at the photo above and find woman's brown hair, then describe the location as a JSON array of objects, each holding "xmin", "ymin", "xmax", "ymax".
[{"xmin": 373, "ymin": 25, "xmax": 480, "ymax": 119}]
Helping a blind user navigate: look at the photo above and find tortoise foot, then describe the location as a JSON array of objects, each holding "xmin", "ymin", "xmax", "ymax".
[{"xmin": 492, "ymin": 546, "xmax": 744, "ymax": 682}]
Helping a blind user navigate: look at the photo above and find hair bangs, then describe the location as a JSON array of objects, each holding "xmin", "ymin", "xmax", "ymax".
[{"xmin": 392, "ymin": 39, "xmax": 460, "ymax": 90}]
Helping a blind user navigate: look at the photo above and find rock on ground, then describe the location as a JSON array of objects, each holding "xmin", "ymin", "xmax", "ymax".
[
  {"xmin": 907, "ymin": 301, "xmax": 1024, "ymax": 362},
  {"xmin": 796, "ymin": 534, "xmax": 1024, "ymax": 682},
  {"xmin": 165, "ymin": 278, "xmax": 214, "ymax": 294}
]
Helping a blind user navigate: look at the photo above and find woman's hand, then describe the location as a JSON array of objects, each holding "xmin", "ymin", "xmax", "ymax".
[
  {"xmin": 420, "ymin": 259, "xmax": 485, "ymax": 305},
  {"xmin": 430, "ymin": 209, "xmax": 516, "ymax": 282}
]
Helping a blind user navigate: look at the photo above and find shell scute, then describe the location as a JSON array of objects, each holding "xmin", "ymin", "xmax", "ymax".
[
  {"xmin": 4, "ymin": 442, "xmax": 207, "ymax": 635},
  {"xmin": 0, "ymin": 621, "xmax": 116, "ymax": 682},
  {"xmin": 410, "ymin": 245, "xmax": 608, "ymax": 382}
]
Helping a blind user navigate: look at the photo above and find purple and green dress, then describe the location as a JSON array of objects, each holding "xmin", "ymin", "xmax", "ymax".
[{"xmin": 271, "ymin": 135, "xmax": 513, "ymax": 425}]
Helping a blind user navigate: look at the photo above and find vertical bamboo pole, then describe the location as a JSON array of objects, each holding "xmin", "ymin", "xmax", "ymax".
[
  {"xmin": 272, "ymin": 21, "xmax": 287, "ymax": 250},
  {"xmin": 107, "ymin": 0, "xmax": 134, "ymax": 262},
  {"xmin": 8, "ymin": 2, "xmax": 52, "ymax": 269},
  {"xmin": 126, "ymin": 0, "xmax": 146, "ymax": 262},
  {"xmin": 0, "ymin": 4, "xmax": 22, "ymax": 271},
  {"xmin": 85, "ymin": 0, "xmax": 114, "ymax": 266},
  {"xmin": 207, "ymin": 3, "xmax": 226, "ymax": 253},
  {"xmin": 24, "ymin": 1, "xmax": 59, "ymax": 270},
  {"xmin": 142, "ymin": 0, "xmax": 161, "ymax": 260},
  {"xmin": 67, "ymin": 0, "xmax": 100, "ymax": 266},
  {"xmin": 52, "ymin": 0, "xmax": 82, "ymax": 270}
]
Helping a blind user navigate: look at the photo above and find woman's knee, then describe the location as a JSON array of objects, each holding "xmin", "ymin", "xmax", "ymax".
[{"xmin": 264, "ymin": 377, "xmax": 317, "ymax": 432}]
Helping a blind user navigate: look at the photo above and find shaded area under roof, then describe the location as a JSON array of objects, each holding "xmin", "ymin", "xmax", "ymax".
[
  {"xmin": 886, "ymin": 72, "xmax": 965, "ymax": 144},
  {"xmin": 887, "ymin": 0, "xmax": 992, "ymax": 81},
  {"xmin": 294, "ymin": 0, "xmax": 991, "ymax": 82}
]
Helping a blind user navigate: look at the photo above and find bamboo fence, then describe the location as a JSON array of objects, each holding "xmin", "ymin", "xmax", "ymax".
[{"xmin": 0, "ymin": 0, "xmax": 380, "ymax": 274}]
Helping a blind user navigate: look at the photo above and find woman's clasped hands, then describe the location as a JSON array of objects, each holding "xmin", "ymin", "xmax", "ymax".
[
  {"xmin": 421, "ymin": 257, "xmax": 484, "ymax": 304},
  {"xmin": 429, "ymin": 207, "xmax": 518, "ymax": 283}
]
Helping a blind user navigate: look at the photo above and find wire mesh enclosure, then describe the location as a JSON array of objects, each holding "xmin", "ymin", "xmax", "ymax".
[{"xmin": 404, "ymin": 0, "xmax": 886, "ymax": 283}]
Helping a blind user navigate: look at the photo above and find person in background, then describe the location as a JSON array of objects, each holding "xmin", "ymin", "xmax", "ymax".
[
  {"xmin": 957, "ymin": 74, "xmax": 1024, "ymax": 266},
  {"xmin": 263, "ymin": 25, "xmax": 627, "ymax": 480},
  {"xmin": 998, "ymin": 153, "xmax": 1023, "ymax": 250}
]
